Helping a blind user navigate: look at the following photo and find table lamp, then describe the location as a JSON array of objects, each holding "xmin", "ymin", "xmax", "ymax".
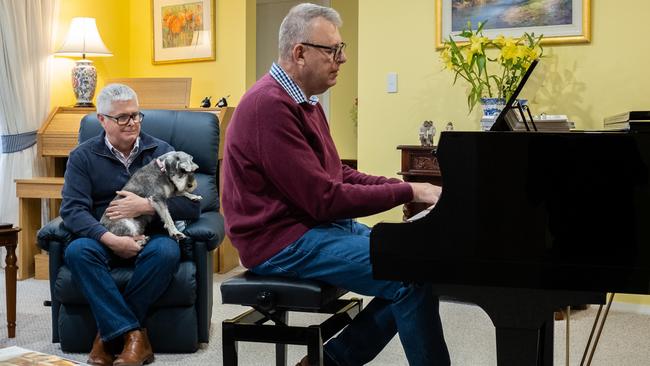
[{"xmin": 55, "ymin": 17, "xmax": 112, "ymax": 107}]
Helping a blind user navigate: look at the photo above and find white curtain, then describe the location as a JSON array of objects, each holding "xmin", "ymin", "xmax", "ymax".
[{"xmin": 0, "ymin": 0, "xmax": 57, "ymax": 267}]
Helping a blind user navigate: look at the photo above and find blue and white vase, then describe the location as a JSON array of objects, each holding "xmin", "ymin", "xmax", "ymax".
[
  {"xmin": 480, "ymin": 97, "xmax": 507, "ymax": 118},
  {"xmin": 481, "ymin": 97, "xmax": 528, "ymax": 117},
  {"xmin": 71, "ymin": 59, "xmax": 97, "ymax": 107},
  {"xmin": 480, "ymin": 97, "xmax": 527, "ymax": 131}
]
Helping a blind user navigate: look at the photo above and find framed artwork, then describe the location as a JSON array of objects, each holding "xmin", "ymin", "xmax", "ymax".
[
  {"xmin": 436, "ymin": 0, "xmax": 591, "ymax": 49},
  {"xmin": 152, "ymin": 0, "xmax": 216, "ymax": 64}
]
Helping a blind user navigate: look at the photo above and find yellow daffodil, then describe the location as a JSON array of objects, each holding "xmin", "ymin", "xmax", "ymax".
[
  {"xmin": 441, "ymin": 48, "xmax": 454, "ymax": 70},
  {"xmin": 440, "ymin": 21, "xmax": 543, "ymax": 112},
  {"xmin": 467, "ymin": 35, "xmax": 487, "ymax": 61},
  {"xmin": 500, "ymin": 44, "xmax": 519, "ymax": 62},
  {"xmin": 494, "ymin": 35, "xmax": 516, "ymax": 48}
]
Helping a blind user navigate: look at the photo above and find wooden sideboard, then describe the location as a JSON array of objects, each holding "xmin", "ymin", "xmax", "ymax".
[
  {"xmin": 397, "ymin": 145, "xmax": 442, "ymax": 219},
  {"xmin": 16, "ymin": 106, "xmax": 238, "ymax": 279}
]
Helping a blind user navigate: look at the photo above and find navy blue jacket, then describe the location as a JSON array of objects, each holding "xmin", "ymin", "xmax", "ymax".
[{"xmin": 60, "ymin": 131, "xmax": 200, "ymax": 241}]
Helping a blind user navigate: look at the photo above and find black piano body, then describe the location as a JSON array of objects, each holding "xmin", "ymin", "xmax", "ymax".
[{"xmin": 370, "ymin": 131, "xmax": 650, "ymax": 366}]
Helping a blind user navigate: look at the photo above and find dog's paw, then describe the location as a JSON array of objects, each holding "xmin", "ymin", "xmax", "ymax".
[
  {"xmin": 171, "ymin": 231, "xmax": 187, "ymax": 242},
  {"xmin": 186, "ymin": 193, "xmax": 203, "ymax": 201},
  {"xmin": 136, "ymin": 236, "xmax": 150, "ymax": 247}
]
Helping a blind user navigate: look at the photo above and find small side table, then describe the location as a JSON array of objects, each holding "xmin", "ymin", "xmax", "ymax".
[
  {"xmin": 15, "ymin": 177, "xmax": 64, "ymax": 279},
  {"xmin": 0, "ymin": 224, "xmax": 21, "ymax": 338},
  {"xmin": 396, "ymin": 145, "xmax": 442, "ymax": 219}
]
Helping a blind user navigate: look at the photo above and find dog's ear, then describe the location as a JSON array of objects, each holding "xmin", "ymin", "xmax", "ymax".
[
  {"xmin": 179, "ymin": 156, "xmax": 199, "ymax": 172},
  {"xmin": 163, "ymin": 153, "xmax": 180, "ymax": 174}
]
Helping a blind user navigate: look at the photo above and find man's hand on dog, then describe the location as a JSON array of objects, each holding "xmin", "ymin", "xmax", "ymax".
[
  {"xmin": 100, "ymin": 232, "xmax": 146, "ymax": 258},
  {"xmin": 105, "ymin": 190, "xmax": 156, "ymax": 220}
]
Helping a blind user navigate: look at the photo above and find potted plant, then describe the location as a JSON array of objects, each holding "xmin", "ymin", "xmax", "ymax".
[{"xmin": 440, "ymin": 21, "xmax": 543, "ymax": 115}]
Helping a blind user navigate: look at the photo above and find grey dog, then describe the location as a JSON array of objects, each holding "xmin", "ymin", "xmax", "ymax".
[{"xmin": 100, "ymin": 151, "xmax": 202, "ymax": 245}]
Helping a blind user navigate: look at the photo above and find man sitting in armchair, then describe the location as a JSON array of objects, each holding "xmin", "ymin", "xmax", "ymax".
[{"xmin": 59, "ymin": 83, "xmax": 200, "ymax": 366}]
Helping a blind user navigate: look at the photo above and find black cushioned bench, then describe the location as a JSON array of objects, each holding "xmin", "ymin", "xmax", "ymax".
[{"xmin": 221, "ymin": 271, "xmax": 363, "ymax": 366}]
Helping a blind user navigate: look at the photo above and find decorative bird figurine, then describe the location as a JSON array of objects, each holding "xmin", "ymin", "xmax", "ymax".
[
  {"xmin": 217, "ymin": 95, "xmax": 230, "ymax": 108},
  {"xmin": 200, "ymin": 96, "xmax": 212, "ymax": 108}
]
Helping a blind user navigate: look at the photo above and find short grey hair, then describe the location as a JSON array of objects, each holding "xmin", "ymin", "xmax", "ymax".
[
  {"xmin": 278, "ymin": 3, "xmax": 342, "ymax": 62},
  {"xmin": 96, "ymin": 83, "xmax": 139, "ymax": 115}
]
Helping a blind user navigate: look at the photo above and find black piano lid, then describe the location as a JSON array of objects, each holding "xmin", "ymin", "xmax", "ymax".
[{"xmin": 370, "ymin": 131, "xmax": 650, "ymax": 295}]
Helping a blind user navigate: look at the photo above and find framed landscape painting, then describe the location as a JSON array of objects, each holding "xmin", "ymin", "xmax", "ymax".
[
  {"xmin": 152, "ymin": 0, "xmax": 216, "ymax": 64},
  {"xmin": 436, "ymin": 0, "xmax": 591, "ymax": 49}
]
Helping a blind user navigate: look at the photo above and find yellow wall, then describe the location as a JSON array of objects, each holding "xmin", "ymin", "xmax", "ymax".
[
  {"xmin": 50, "ymin": 0, "xmax": 254, "ymax": 109},
  {"xmin": 358, "ymin": 0, "xmax": 650, "ymax": 222},
  {"xmin": 358, "ymin": 0, "xmax": 650, "ymax": 305},
  {"xmin": 330, "ymin": 0, "xmax": 359, "ymax": 160},
  {"xmin": 128, "ymin": 0, "xmax": 252, "ymax": 107}
]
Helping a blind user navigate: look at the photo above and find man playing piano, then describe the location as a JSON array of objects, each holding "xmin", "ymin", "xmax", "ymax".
[{"xmin": 222, "ymin": 3, "xmax": 449, "ymax": 365}]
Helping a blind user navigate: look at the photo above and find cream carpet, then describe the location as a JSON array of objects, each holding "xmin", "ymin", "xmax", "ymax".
[{"xmin": 1, "ymin": 269, "xmax": 649, "ymax": 365}]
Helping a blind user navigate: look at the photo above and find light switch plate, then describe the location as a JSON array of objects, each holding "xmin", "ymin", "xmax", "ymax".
[{"xmin": 387, "ymin": 72, "xmax": 398, "ymax": 93}]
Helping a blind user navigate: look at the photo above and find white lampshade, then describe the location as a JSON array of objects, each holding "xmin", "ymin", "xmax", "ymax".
[
  {"xmin": 55, "ymin": 17, "xmax": 112, "ymax": 107},
  {"xmin": 55, "ymin": 17, "xmax": 112, "ymax": 57}
]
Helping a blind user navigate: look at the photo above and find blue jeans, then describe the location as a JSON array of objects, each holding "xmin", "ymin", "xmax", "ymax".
[
  {"xmin": 251, "ymin": 220, "xmax": 450, "ymax": 366},
  {"xmin": 64, "ymin": 235, "xmax": 180, "ymax": 341}
]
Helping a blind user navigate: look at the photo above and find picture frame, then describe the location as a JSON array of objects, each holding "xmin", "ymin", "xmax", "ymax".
[
  {"xmin": 435, "ymin": 0, "xmax": 591, "ymax": 49},
  {"xmin": 152, "ymin": 0, "xmax": 216, "ymax": 64}
]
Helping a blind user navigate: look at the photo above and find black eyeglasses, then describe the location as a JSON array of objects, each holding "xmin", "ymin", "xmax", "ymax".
[
  {"xmin": 100, "ymin": 112, "xmax": 145, "ymax": 126},
  {"xmin": 300, "ymin": 42, "xmax": 346, "ymax": 62}
]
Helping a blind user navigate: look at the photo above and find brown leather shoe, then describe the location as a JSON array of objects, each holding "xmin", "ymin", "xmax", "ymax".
[
  {"xmin": 113, "ymin": 329, "xmax": 154, "ymax": 366},
  {"xmin": 87, "ymin": 332, "xmax": 115, "ymax": 366}
]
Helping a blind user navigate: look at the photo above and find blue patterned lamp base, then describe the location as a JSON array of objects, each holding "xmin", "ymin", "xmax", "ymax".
[{"xmin": 71, "ymin": 59, "xmax": 97, "ymax": 107}]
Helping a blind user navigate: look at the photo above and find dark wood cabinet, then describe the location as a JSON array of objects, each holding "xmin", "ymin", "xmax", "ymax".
[{"xmin": 397, "ymin": 145, "xmax": 442, "ymax": 219}]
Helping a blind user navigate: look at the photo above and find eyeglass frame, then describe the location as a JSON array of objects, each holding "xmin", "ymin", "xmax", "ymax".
[
  {"xmin": 300, "ymin": 42, "xmax": 346, "ymax": 62},
  {"xmin": 99, "ymin": 111, "xmax": 145, "ymax": 126}
]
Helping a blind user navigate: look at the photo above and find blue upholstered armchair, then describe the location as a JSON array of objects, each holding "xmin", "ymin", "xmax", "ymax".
[{"xmin": 37, "ymin": 110, "xmax": 225, "ymax": 353}]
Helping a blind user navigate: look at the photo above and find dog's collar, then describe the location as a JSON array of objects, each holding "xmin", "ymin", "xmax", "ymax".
[{"xmin": 155, "ymin": 158, "xmax": 166, "ymax": 173}]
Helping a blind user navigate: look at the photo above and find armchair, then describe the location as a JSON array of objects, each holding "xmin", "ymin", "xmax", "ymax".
[{"xmin": 37, "ymin": 109, "xmax": 225, "ymax": 353}]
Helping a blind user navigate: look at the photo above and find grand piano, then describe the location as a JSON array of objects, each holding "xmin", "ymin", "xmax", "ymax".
[{"xmin": 370, "ymin": 130, "xmax": 650, "ymax": 365}]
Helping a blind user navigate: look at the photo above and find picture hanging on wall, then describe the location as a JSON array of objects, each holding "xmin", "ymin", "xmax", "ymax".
[
  {"xmin": 152, "ymin": 0, "xmax": 216, "ymax": 64},
  {"xmin": 435, "ymin": 0, "xmax": 591, "ymax": 49}
]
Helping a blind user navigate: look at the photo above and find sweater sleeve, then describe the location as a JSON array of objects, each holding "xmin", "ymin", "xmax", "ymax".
[
  {"xmin": 342, "ymin": 164, "xmax": 404, "ymax": 185},
  {"xmin": 60, "ymin": 149, "xmax": 108, "ymax": 241},
  {"xmin": 257, "ymin": 101, "xmax": 413, "ymax": 222}
]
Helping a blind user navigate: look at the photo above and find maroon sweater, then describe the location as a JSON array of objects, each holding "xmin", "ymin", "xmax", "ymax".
[{"xmin": 222, "ymin": 74, "xmax": 413, "ymax": 267}]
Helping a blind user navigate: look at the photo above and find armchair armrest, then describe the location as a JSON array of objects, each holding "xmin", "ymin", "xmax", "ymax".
[
  {"xmin": 184, "ymin": 211, "xmax": 225, "ymax": 251},
  {"xmin": 37, "ymin": 217, "xmax": 74, "ymax": 252},
  {"xmin": 37, "ymin": 212, "xmax": 225, "ymax": 253}
]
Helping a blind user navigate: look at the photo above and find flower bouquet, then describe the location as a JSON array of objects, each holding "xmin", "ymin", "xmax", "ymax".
[{"xmin": 440, "ymin": 21, "xmax": 543, "ymax": 113}]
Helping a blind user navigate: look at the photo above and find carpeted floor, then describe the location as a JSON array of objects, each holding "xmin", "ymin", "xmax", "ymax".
[{"xmin": 1, "ymin": 268, "xmax": 649, "ymax": 365}]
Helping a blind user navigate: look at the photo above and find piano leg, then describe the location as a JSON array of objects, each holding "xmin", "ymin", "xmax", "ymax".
[
  {"xmin": 541, "ymin": 318, "xmax": 553, "ymax": 366},
  {"xmin": 495, "ymin": 327, "xmax": 544, "ymax": 366},
  {"xmin": 431, "ymin": 286, "xmax": 604, "ymax": 366}
]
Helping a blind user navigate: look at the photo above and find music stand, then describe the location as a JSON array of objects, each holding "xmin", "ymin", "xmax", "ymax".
[{"xmin": 490, "ymin": 59, "xmax": 539, "ymax": 132}]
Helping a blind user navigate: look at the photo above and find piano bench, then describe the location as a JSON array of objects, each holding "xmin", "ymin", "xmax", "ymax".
[{"xmin": 220, "ymin": 271, "xmax": 363, "ymax": 366}]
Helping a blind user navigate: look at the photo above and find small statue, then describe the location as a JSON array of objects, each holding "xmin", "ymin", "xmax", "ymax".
[
  {"xmin": 217, "ymin": 95, "xmax": 230, "ymax": 108},
  {"xmin": 445, "ymin": 121, "xmax": 454, "ymax": 131},
  {"xmin": 200, "ymin": 96, "xmax": 212, "ymax": 108},
  {"xmin": 419, "ymin": 120, "xmax": 435, "ymax": 147}
]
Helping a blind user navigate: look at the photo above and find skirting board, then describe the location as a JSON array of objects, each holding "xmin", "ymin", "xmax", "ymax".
[{"xmin": 610, "ymin": 301, "xmax": 650, "ymax": 316}]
